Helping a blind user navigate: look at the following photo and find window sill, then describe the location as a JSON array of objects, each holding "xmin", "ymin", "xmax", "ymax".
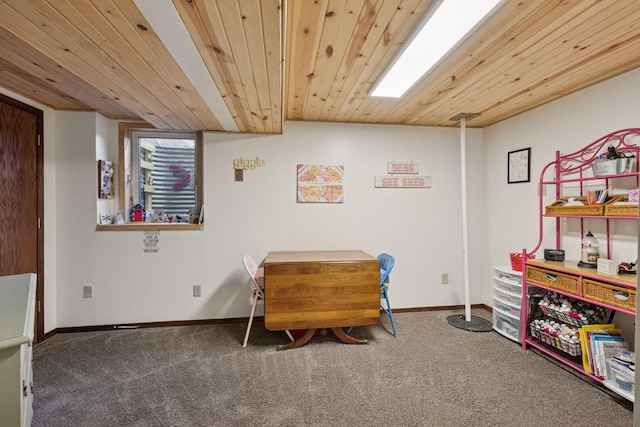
[{"xmin": 96, "ymin": 223, "xmax": 204, "ymax": 231}]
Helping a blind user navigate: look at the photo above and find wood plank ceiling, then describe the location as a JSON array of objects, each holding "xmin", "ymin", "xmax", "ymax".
[{"xmin": 0, "ymin": 0, "xmax": 638, "ymax": 133}]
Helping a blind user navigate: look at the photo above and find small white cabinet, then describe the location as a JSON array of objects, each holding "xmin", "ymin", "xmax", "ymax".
[
  {"xmin": 492, "ymin": 266, "xmax": 523, "ymax": 343},
  {"xmin": 0, "ymin": 273, "xmax": 37, "ymax": 427}
]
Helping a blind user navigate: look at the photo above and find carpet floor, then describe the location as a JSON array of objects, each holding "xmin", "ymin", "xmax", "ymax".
[{"xmin": 32, "ymin": 309, "xmax": 633, "ymax": 426}]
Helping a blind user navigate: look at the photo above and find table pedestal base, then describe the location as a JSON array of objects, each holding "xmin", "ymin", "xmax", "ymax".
[{"xmin": 276, "ymin": 328, "xmax": 369, "ymax": 351}]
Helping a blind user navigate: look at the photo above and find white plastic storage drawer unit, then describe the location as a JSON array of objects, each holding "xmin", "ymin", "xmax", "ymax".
[{"xmin": 492, "ymin": 266, "xmax": 523, "ymax": 343}]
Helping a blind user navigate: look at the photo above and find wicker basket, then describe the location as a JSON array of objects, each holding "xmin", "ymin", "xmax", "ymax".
[
  {"xmin": 603, "ymin": 195, "xmax": 638, "ymax": 216},
  {"xmin": 545, "ymin": 197, "xmax": 616, "ymax": 216},
  {"xmin": 583, "ymin": 279, "xmax": 636, "ymax": 312},
  {"xmin": 526, "ymin": 266, "xmax": 580, "ymax": 295}
]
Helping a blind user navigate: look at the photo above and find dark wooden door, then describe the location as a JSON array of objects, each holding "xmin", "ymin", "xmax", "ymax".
[{"xmin": 0, "ymin": 93, "xmax": 44, "ymax": 341}]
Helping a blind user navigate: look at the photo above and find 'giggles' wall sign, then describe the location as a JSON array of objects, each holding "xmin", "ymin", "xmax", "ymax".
[{"xmin": 233, "ymin": 157, "xmax": 266, "ymax": 170}]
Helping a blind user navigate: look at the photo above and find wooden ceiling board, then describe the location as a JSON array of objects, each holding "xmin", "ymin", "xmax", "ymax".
[
  {"xmin": 172, "ymin": 0, "xmax": 248, "ymax": 131},
  {"xmin": 355, "ymin": 0, "xmax": 549, "ymax": 126},
  {"xmin": 404, "ymin": 0, "xmax": 603, "ymax": 126},
  {"xmin": 175, "ymin": 0, "xmax": 282, "ymax": 133},
  {"xmin": 92, "ymin": 0, "xmax": 224, "ymax": 131},
  {"xmin": 288, "ymin": 0, "xmax": 435, "ymax": 124},
  {"xmin": 318, "ymin": 0, "xmax": 435, "ymax": 123},
  {"xmin": 0, "ymin": 0, "xmax": 639, "ymax": 132},
  {"xmin": 302, "ymin": 0, "xmax": 383, "ymax": 122},
  {"xmin": 54, "ymin": 0, "xmax": 198, "ymax": 130},
  {"xmin": 483, "ymin": 33, "xmax": 640, "ymax": 126},
  {"xmin": 343, "ymin": 0, "xmax": 640, "ymax": 128},
  {"xmin": 215, "ymin": 0, "xmax": 267, "ymax": 133},
  {"xmin": 435, "ymin": 0, "xmax": 640, "ymax": 127},
  {"xmin": 284, "ymin": 0, "xmax": 329, "ymax": 120},
  {"xmin": 0, "ymin": 28, "xmax": 129, "ymax": 115},
  {"xmin": 238, "ymin": 0, "xmax": 280, "ymax": 133},
  {"xmin": 0, "ymin": 0, "xmax": 178, "ymax": 129},
  {"xmin": 259, "ymin": 0, "xmax": 283, "ymax": 134}
]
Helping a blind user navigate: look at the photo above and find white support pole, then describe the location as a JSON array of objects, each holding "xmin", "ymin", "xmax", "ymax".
[{"xmin": 460, "ymin": 117, "xmax": 471, "ymax": 322}]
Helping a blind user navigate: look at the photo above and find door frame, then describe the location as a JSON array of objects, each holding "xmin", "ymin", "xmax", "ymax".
[{"xmin": 0, "ymin": 93, "xmax": 45, "ymax": 342}]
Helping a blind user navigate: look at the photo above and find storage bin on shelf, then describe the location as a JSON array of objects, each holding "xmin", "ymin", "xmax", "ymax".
[
  {"xmin": 526, "ymin": 265, "xmax": 580, "ymax": 295},
  {"xmin": 545, "ymin": 197, "xmax": 616, "ymax": 216},
  {"xmin": 537, "ymin": 291, "xmax": 606, "ymax": 327},
  {"xmin": 529, "ymin": 319, "xmax": 581, "ymax": 356},
  {"xmin": 583, "ymin": 279, "xmax": 636, "ymax": 312},
  {"xmin": 509, "ymin": 252, "xmax": 535, "ymax": 271},
  {"xmin": 607, "ymin": 358, "xmax": 635, "ymax": 394},
  {"xmin": 592, "ymin": 156, "xmax": 635, "ymax": 176},
  {"xmin": 603, "ymin": 195, "xmax": 639, "ymax": 217}
]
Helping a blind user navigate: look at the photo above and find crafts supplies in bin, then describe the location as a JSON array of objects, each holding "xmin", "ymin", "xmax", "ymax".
[
  {"xmin": 604, "ymin": 195, "xmax": 639, "ymax": 217},
  {"xmin": 592, "ymin": 150, "xmax": 635, "ymax": 176},
  {"xmin": 537, "ymin": 292, "xmax": 606, "ymax": 327},
  {"xmin": 545, "ymin": 196, "xmax": 617, "ymax": 216},
  {"xmin": 529, "ymin": 319, "xmax": 581, "ymax": 356},
  {"xmin": 509, "ymin": 252, "xmax": 535, "ymax": 271}
]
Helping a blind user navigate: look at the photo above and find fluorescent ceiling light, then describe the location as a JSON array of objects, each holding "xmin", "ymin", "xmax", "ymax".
[{"xmin": 370, "ymin": 0, "xmax": 502, "ymax": 98}]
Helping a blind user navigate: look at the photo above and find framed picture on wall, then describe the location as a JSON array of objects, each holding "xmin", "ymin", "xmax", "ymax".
[
  {"xmin": 297, "ymin": 164, "xmax": 344, "ymax": 203},
  {"xmin": 507, "ymin": 148, "xmax": 530, "ymax": 184},
  {"xmin": 98, "ymin": 160, "xmax": 115, "ymax": 198}
]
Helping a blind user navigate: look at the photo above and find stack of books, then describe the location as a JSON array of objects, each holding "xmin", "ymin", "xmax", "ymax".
[{"xmin": 578, "ymin": 323, "xmax": 628, "ymax": 379}]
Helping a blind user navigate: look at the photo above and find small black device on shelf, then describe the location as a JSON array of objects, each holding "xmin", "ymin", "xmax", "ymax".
[{"xmin": 544, "ymin": 249, "xmax": 565, "ymax": 262}]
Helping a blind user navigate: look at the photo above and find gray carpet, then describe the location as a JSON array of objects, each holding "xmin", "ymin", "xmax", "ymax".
[{"xmin": 32, "ymin": 309, "xmax": 633, "ymax": 426}]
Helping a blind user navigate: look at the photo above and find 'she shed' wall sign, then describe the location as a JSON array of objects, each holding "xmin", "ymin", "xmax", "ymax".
[{"xmin": 375, "ymin": 161, "xmax": 431, "ymax": 188}]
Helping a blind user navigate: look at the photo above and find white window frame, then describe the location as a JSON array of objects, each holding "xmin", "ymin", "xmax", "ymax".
[{"xmin": 113, "ymin": 123, "xmax": 203, "ymax": 229}]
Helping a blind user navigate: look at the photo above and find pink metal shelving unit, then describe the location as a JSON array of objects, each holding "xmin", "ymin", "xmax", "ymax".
[{"xmin": 520, "ymin": 128, "xmax": 640, "ymax": 387}]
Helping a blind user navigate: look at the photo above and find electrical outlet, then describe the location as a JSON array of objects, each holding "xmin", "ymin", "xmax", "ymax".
[
  {"xmin": 83, "ymin": 285, "xmax": 92, "ymax": 298},
  {"xmin": 193, "ymin": 284, "xmax": 201, "ymax": 297},
  {"xmin": 441, "ymin": 273, "xmax": 448, "ymax": 284},
  {"xmin": 537, "ymin": 183, "xmax": 547, "ymax": 197}
]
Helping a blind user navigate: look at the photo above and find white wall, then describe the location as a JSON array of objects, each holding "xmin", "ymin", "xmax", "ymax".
[{"xmin": 48, "ymin": 119, "xmax": 484, "ymax": 327}]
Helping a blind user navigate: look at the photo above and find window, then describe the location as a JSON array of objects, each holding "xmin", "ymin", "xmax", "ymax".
[{"xmin": 119, "ymin": 124, "xmax": 202, "ymax": 225}]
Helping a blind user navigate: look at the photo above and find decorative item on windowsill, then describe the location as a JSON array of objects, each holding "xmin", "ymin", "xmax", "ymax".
[
  {"xmin": 129, "ymin": 203, "xmax": 146, "ymax": 222},
  {"xmin": 577, "ymin": 231, "xmax": 599, "ymax": 269},
  {"xmin": 187, "ymin": 209, "xmax": 200, "ymax": 224},
  {"xmin": 153, "ymin": 210, "xmax": 165, "ymax": 223},
  {"xmin": 509, "ymin": 252, "xmax": 536, "ymax": 272},
  {"xmin": 115, "ymin": 211, "xmax": 125, "ymax": 225}
]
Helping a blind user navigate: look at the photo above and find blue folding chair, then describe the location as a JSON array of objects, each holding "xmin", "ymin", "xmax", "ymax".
[
  {"xmin": 346, "ymin": 253, "xmax": 397, "ymax": 338},
  {"xmin": 377, "ymin": 253, "xmax": 397, "ymax": 338}
]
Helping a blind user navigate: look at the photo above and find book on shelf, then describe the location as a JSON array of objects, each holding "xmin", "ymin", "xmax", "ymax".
[
  {"xmin": 578, "ymin": 324, "xmax": 618, "ymax": 374},
  {"xmin": 592, "ymin": 336, "xmax": 627, "ymax": 379},
  {"xmin": 587, "ymin": 329, "xmax": 622, "ymax": 376}
]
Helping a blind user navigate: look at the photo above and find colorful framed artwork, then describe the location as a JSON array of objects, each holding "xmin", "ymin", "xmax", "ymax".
[
  {"xmin": 98, "ymin": 160, "xmax": 115, "ymax": 199},
  {"xmin": 297, "ymin": 164, "xmax": 344, "ymax": 203},
  {"xmin": 507, "ymin": 148, "xmax": 530, "ymax": 184}
]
